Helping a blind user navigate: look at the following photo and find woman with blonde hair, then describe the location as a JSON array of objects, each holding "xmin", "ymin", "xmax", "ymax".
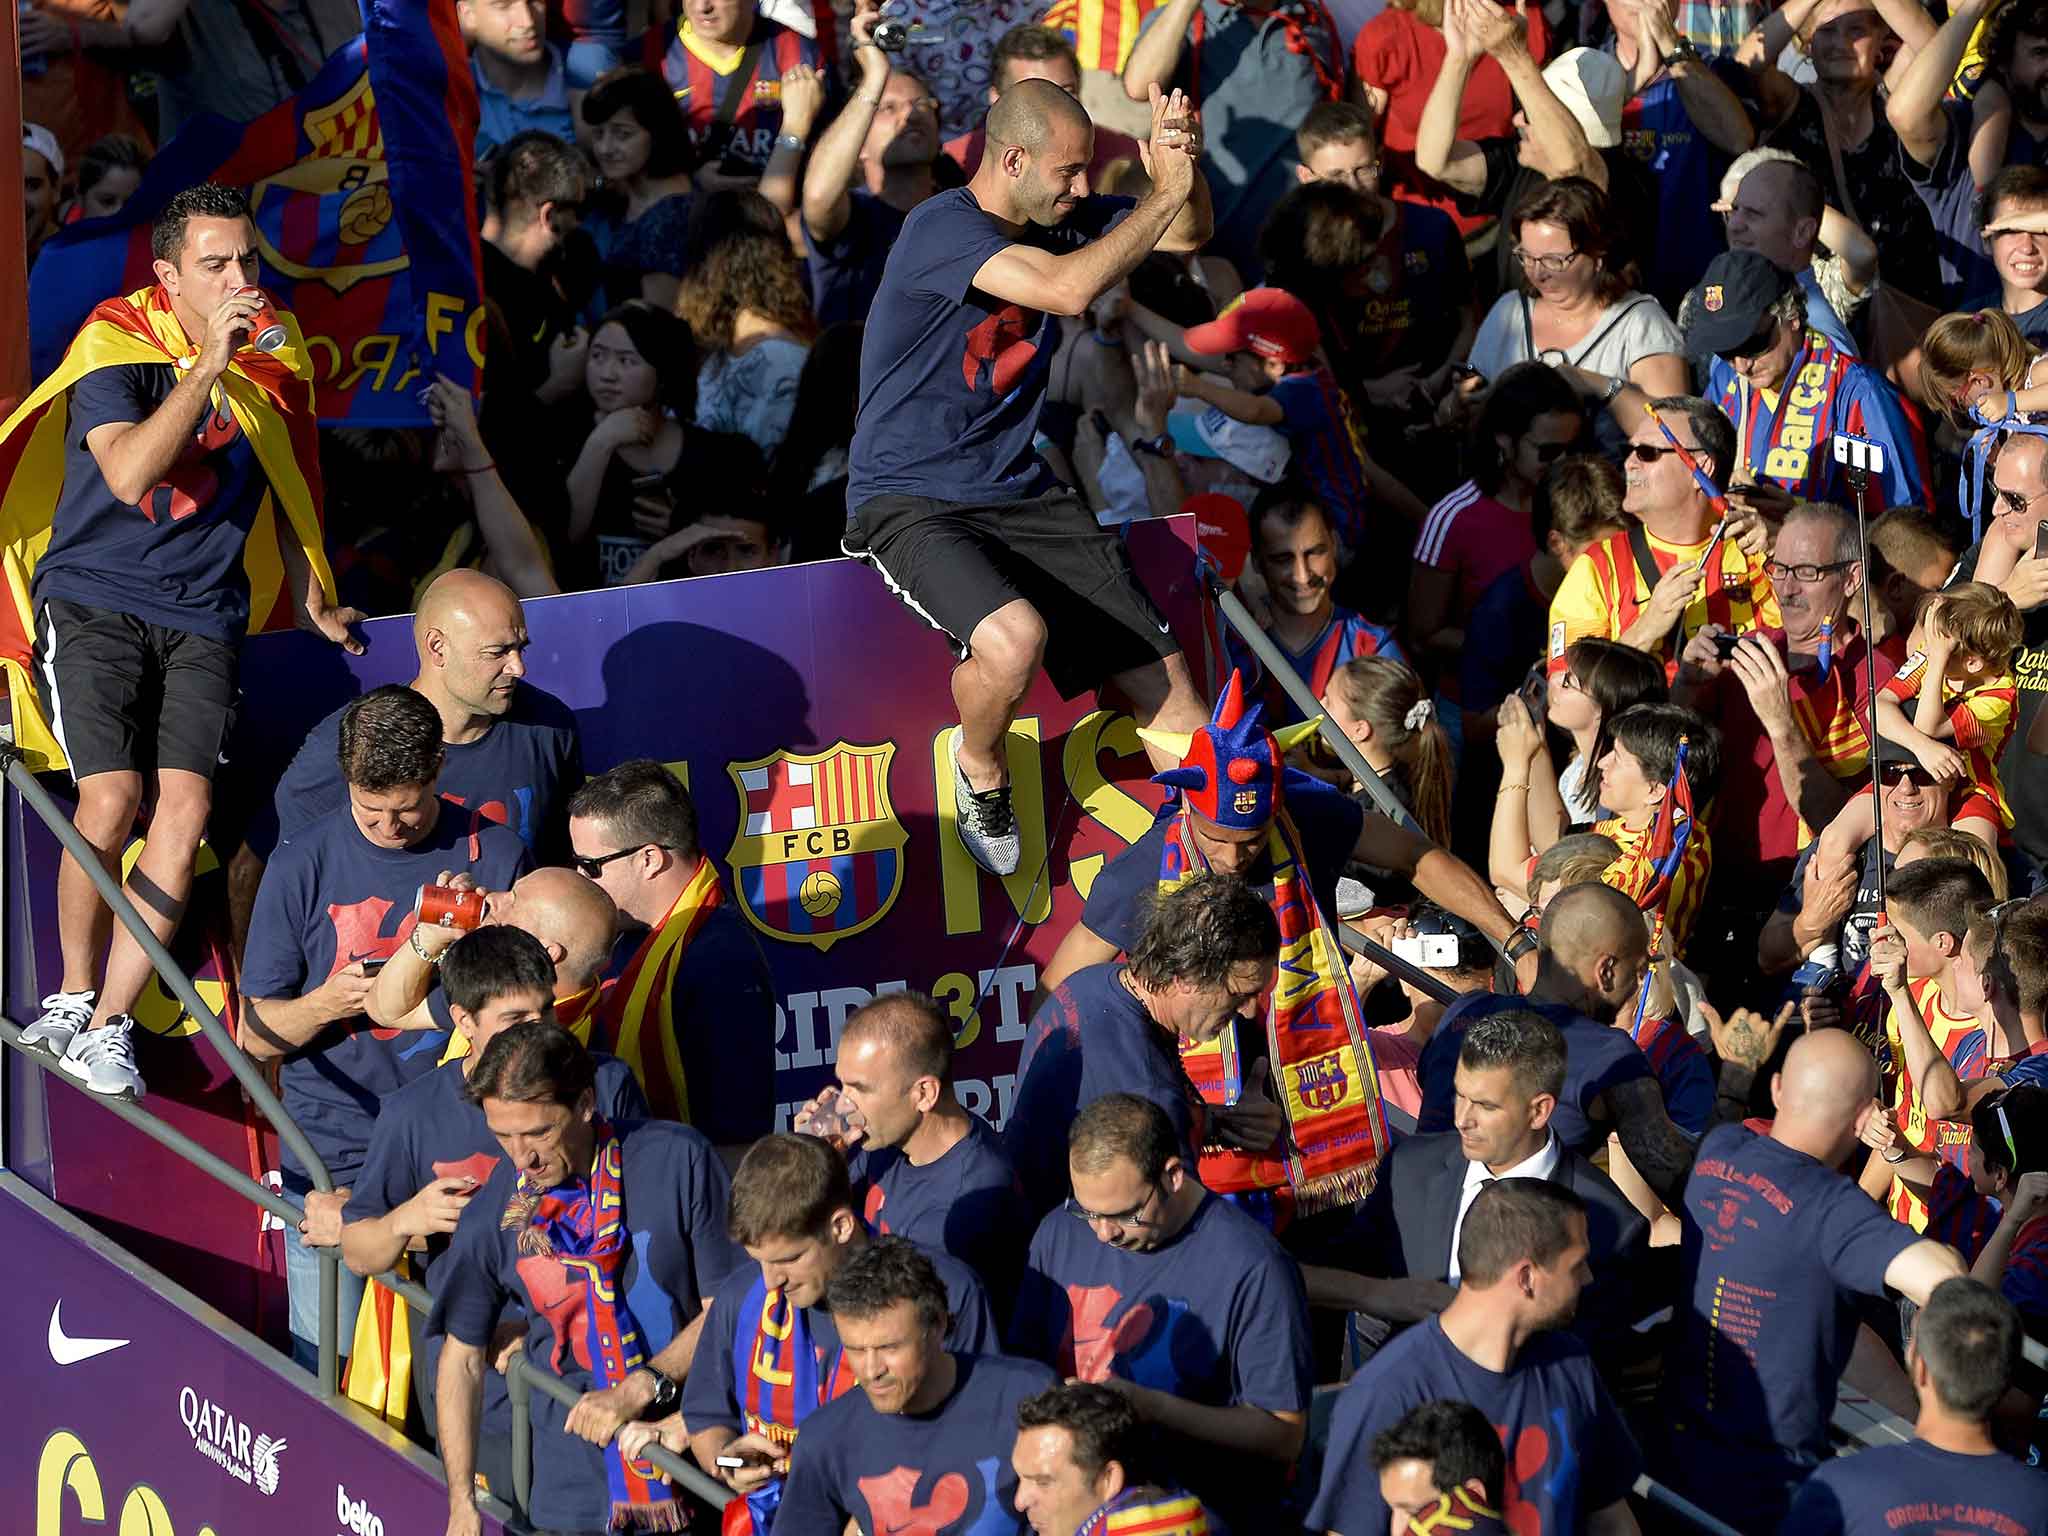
[
  {"xmin": 1898, "ymin": 824, "xmax": 2010, "ymax": 900},
  {"xmin": 1318, "ymin": 655, "xmax": 1455, "ymax": 848}
]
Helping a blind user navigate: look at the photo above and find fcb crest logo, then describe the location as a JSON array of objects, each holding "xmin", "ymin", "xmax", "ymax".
[
  {"xmin": 726, "ymin": 742, "xmax": 907, "ymax": 952},
  {"xmin": 1292, "ymin": 1052, "xmax": 1351, "ymax": 1112},
  {"xmin": 250, "ymin": 69, "xmax": 406, "ymax": 294},
  {"xmin": 1703, "ymin": 285, "xmax": 1724, "ymax": 313}
]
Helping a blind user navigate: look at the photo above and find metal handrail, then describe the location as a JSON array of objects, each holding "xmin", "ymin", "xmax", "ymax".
[{"xmin": 2, "ymin": 748, "xmax": 344, "ymax": 1392}]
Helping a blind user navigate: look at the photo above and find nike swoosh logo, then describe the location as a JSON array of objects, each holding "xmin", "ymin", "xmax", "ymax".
[{"xmin": 49, "ymin": 1301, "xmax": 129, "ymax": 1365}]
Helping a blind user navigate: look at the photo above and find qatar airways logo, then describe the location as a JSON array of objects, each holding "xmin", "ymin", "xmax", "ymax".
[{"xmin": 177, "ymin": 1385, "xmax": 286, "ymax": 1494}]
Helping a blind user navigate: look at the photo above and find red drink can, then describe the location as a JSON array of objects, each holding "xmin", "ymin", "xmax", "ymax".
[
  {"xmin": 415, "ymin": 883, "xmax": 487, "ymax": 932},
  {"xmin": 235, "ymin": 286, "xmax": 288, "ymax": 353}
]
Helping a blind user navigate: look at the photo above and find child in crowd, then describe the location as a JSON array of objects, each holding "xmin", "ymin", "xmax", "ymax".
[
  {"xmin": 1864, "ymin": 858, "xmax": 1996, "ymax": 1230},
  {"xmin": 1589, "ymin": 703, "xmax": 1720, "ymax": 959},
  {"xmin": 1875, "ymin": 583, "xmax": 2024, "ymax": 833},
  {"xmin": 1176, "ymin": 288, "xmax": 1373, "ymax": 551}
]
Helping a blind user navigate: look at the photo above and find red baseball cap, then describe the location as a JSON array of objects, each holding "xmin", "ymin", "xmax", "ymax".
[{"xmin": 1184, "ymin": 288, "xmax": 1321, "ymax": 365}]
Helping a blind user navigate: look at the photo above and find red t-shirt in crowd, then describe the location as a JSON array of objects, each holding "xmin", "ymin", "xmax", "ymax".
[{"xmin": 1413, "ymin": 479, "xmax": 1536, "ymax": 613}]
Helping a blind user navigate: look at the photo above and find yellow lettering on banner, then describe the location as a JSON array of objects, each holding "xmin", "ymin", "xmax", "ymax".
[
  {"xmin": 424, "ymin": 291, "xmax": 465, "ymax": 356},
  {"xmin": 465, "ymin": 305, "xmax": 488, "ymax": 367},
  {"xmin": 1762, "ymin": 361, "xmax": 1830, "ymax": 481},
  {"xmin": 937, "ymin": 718, "xmax": 1050, "ymax": 935},
  {"xmin": 335, "ymin": 333, "xmax": 401, "ymax": 394},
  {"xmin": 119, "ymin": 837, "xmax": 229, "ymax": 1039},
  {"xmin": 119, "ymin": 1485, "xmax": 174, "ymax": 1535},
  {"xmin": 301, "ymin": 333, "xmax": 343, "ymax": 382},
  {"xmin": 37, "ymin": 1431, "xmax": 105, "ymax": 1533},
  {"xmin": 1060, "ymin": 712, "xmax": 1157, "ymax": 845},
  {"xmin": 932, "ymin": 969, "xmax": 985, "ymax": 1050}
]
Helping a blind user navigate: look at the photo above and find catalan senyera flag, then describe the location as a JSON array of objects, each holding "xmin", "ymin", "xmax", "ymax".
[
  {"xmin": 27, "ymin": 0, "xmax": 482, "ymax": 426},
  {"xmin": 1039, "ymin": 0, "xmax": 1169, "ymax": 73},
  {"xmin": 344, "ymin": 1261, "xmax": 413, "ymax": 1430},
  {"xmin": 0, "ymin": 285, "xmax": 335, "ymax": 773}
]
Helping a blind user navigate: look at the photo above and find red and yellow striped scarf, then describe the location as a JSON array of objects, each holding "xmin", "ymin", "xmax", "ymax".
[
  {"xmin": 597, "ymin": 856, "xmax": 725, "ymax": 1123},
  {"xmin": 1160, "ymin": 806, "xmax": 1387, "ymax": 1223},
  {"xmin": 0, "ymin": 284, "xmax": 332, "ymax": 771}
]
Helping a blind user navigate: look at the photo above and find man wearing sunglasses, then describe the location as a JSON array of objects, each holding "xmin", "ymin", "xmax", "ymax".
[
  {"xmin": 1683, "ymin": 249, "xmax": 1928, "ymax": 512},
  {"xmin": 1758, "ymin": 741, "xmax": 1963, "ymax": 1040},
  {"xmin": 1008, "ymin": 1093, "xmax": 1311, "ymax": 1536},
  {"xmin": 564, "ymin": 759, "xmax": 776, "ymax": 1147},
  {"xmin": 1547, "ymin": 392, "xmax": 1778, "ymax": 679}
]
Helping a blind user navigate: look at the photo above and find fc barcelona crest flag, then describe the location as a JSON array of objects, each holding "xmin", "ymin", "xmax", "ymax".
[
  {"xmin": 726, "ymin": 743, "xmax": 908, "ymax": 952},
  {"xmin": 26, "ymin": 0, "xmax": 483, "ymax": 426}
]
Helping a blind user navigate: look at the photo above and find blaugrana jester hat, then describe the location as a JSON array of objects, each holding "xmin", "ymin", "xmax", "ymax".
[{"xmin": 1137, "ymin": 670, "xmax": 1323, "ymax": 829}]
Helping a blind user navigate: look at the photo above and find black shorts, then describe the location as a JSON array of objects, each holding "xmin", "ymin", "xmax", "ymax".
[
  {"xmin": 32, "ymin": 598, "xmax": 240, "ymax": 781},
  {"xmin": 843, "ymin": 485, "xmax": 1180, "ymax": 700}
]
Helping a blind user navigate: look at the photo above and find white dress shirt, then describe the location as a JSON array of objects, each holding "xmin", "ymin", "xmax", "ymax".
[{"xmin": 1447, "ymin": 1132, "xmax": 1561, "ymax": 1284}]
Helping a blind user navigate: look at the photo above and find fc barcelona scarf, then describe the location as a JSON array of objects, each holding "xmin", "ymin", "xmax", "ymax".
[
  {"xmin": 503, "ymin": 1120, "xmax": 679, "ymax": 1531},
  {"xmin": 721, "ymin": 1274, "xmax": 861, "ymax": 1536},
  {"xmin": 597, "ymin": 856, "xmax": 725, "ymax": 1123},
  {"xmin": 1157, "ymin": 805, "xmax": 1388, "ymax": 1223},
  {"xmin": 0, "ymin": 283, "xmax": 333, "ymax": 772},
  {"xmin": 1075, "ymin": 1488, "xmax": 1211, "ymax": 1536}
]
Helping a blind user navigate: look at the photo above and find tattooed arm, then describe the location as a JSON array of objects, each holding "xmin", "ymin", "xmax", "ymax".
[{"xmin": 1605, "ymin": 1078, "xmax": 1700, "ymax": 1210}]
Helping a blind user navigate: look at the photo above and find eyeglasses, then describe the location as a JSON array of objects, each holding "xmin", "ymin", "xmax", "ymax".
[
  {"xmin": 1719, "ymin": 324, "xmax": 1779, "ymax": 362},
  {"xmin": 1763, "ymin": 557, "xmax": 1855, "ymax": 582},
  {"xmin": 1627, "ymin": 442, "xmax": 1686, "ymax": 463},
  {"xmin": 1511, "ymin": 246, "xmax": 1581, "ymax": 275},
  {"xmin": 1065, "ymin": 1181, "xmax": 1166, "ymax": 1228},
  {"xmin": 1877, "ymin": 761, "xmax": 1936, "ymax": 788},
  {"xmin": 570, "ymin": 844, "xmax": 668, "ymax": 879},
  {"xmin": 1993, "ymin": 485, "xmax": 2048, "ymax": 516},
  {"xmin": 1558, "ymin": 669, "xmax": 1585, "ymax": 693}
]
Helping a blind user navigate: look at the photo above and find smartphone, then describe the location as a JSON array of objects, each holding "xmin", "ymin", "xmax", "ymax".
[
  {"xmin": 2035, "ymin": 519, "xmax": 2048, "ymax": 560},
  {"xmin": 1519, "ymin": 668, "xmax": 1548, "ymax": 725},
  {"xmin": 1391, "ymin": 934, "xmax": 1461, "ymax": 967},
  {"xmin": 360, "ymin": 957, "xmax": 388, "ymax": 976},
  {"xmin": 1712, "ymin": 632, "xmax": 1742, "ymax": 659},
  {"xmin": 716, "ymin": 1451, "xmax": 772, "ymax": 1469},
  {"xmin": 1449, "ymin": 363, "xmax": 1484, "ymax": 383},
  {"xmin": 630, "ymin": 471, "xmax": 667, "ymax": 493}
]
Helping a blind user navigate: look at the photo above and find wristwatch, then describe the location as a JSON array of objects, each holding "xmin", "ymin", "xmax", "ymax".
[
  {"xmin": 637, "ymin": 1367, "xmax": 682, "ymax": 1418},
  {"xmin": 774, "ymin": 132, "xmax": 806, "ymax": 154},
  {"xmin": 1127, "ymin": 433, "xmax": 1173, "ymax": 457},
  {"xmin": 1503, "ymin": 927, "xmax": 1540, "ymax": 965},
  {"xmin": 1601, "ymin": 374, "xmax": 1627, "ymax": 404},
  {"xmin": 1661, "ymin": 37, "xmax": 1702, "ymax": 69}
]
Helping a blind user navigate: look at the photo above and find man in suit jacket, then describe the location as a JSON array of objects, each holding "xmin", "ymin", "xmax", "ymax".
[{"xmin": 1309, "ymin": 1009, "xmax": 1650, "ymax": 1348}]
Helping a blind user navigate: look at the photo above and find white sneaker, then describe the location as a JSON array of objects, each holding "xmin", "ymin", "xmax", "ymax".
[
  {"xmin": 59, "ymin": 1015, "xmax": 145, "ymax": 1101},
  {"xmin": 20, "ymin": 990, "xmax": 96, "ymax": 1059},
  {"xmin": 951, "ymin": 730, "xmax": 1021, "ymax": 877}
]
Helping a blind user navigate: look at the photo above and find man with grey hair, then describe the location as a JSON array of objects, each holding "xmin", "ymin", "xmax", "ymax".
[
  {"xmin": 1708, "ymin": 146, "xmax": 1872, "ymax": 357},
  {"xmin": 1681, "ymin": 249, "xmax": 1927, "ymax": 511},
  {"xmin": 1679, "ymin": 497, "xmax": 1893, "ymax": 895}
]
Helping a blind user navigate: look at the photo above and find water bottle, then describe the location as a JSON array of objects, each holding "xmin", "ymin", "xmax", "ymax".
[{"xmin": 1784, "ymin": 942, "xmax": 1841, "ymax": 1010}]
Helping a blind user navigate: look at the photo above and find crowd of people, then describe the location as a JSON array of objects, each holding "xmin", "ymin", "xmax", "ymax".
[{"xmin": 24, "ymin": 0, "xmax": 2048, "ymax": 1532}]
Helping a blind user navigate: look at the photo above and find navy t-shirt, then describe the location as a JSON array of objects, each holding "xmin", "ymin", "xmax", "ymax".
[
  {"xmin": 1663, "ymin": 1125, "xmax": 1918, "ymax": 1527},
  {"xmin": 848, "ymin": 189, "xmax": 1134, "ymax": 510},
  {"xmin": 1003, "ymin": 963, "xmax": 1209, "ymax": 1217},
  {"xmin": 774, "ymin": 1353, "xmax": 1058, "ymax": 1536},
  {"xmin": 249, "ymin": 682, "xmax": 584, "ymax": 859},
  {"xmin": 1008, "ymin": 1194, "xmax": 1311, "ymax": 1527},
  {"xmin": 1962, "ymin": 290, "xmax": 2048, "ymax": 348},
  {"xmin": 849, "ymin": 1117, "xmax": 1030, "ymax": 1315},
  {"xmin": 1308, "ymin": 1317, "xmax": 1641, "ymax": 1536},
  {"xmin": 240, "ymin": 801, "xmax": 533, "ymax": 1185},
  {"xmin": 1417, "ymin": 994, "xmax": 1654, "ymax": 1155},
  {"xmin": 680, "ymin": 1242, "xmax": 999, "ymax": 1438},
  {"xmin": 38, "ymin": 362, "xmax": 268, "ymax": 642},
  {"xmin": 1901, "ymin": 102, "xmax": 2048, "ymax": 302},
  {"xmin": 1781, "ymin": 1441, "xmax": 2048, "ymax": 1536},
  {"xmin": 603, "ymin": 899, "xmax": 778, "ymax": 1145},
  {"xmin": 428, "ymin": 1118, "xmax": 745, "ymax": 1534},
  {"xmin": 804, "ymin": 191, "xmax": 910, "ymax": 329},
  {"xmin": 1079, "ymin": 783, "xmax": 1366, "ymax": 955}
]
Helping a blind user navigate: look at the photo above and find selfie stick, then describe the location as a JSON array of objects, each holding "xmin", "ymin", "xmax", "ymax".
[{"xmin": 1833, "ymin": 432, "xmax": 1889, "ymax": 905}]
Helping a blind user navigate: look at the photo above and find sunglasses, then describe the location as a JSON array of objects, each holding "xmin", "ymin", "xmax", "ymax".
[
  {"xmin": 1628, "ymin": 442, "xmax": 1687, "ymax": 463},
  {"xmin": 1878, "ymin": 761, "xmax": 1937, "ymax": 788},
  {"xmin": 570, "ymin": 843, "xmax": 669, "ymax": 879},
  {"xmin": 1524, "ymin": 438, "xmax": 1573, "ymax": 464},
  {"xmin": 1994, "ymin": 485, "xmax": 2047, "ymax": 516}
]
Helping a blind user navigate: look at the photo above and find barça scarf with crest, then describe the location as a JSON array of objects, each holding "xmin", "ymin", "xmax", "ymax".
[
  {"xmin": 503, "ymin": 1120, "xmax": 678, "ymax": 1530},
  {"xmin": 720, "ymin": 1274, "xmax": 862, "ymax": 1536}
]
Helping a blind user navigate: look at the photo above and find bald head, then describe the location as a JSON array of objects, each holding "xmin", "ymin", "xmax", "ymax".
[
  {"xmin": 1775, "ymin": 1029, "xmax": 1878, "ymax": 1130},
  {"xmin": 986, "ymin": 76, "xmax": 1090, "ymax": 155},
  {"xmin": 1540, "ymin": 882, "xmax": 1648, "ymax": 968},
  {"xmin": 841, "ymin": 992, "xmax": 954, "ymax": 1085},
  {"xmin": 413, "ymin": 569, "xmax": 530, "ymax": 719},
  {"xmin": 504, "ymin": 866, "xmax": 617, "ymax": 993}
]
